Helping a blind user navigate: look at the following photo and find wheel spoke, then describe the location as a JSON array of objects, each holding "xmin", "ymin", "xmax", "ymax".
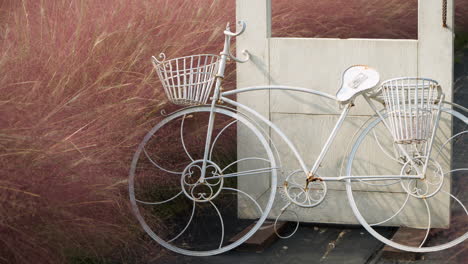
[
  {"xmin": 222, "ymin": 187, "xmax": 263, "ymax": 214},
  {"xmin": 136, "ymin": 191, "xmax": 183, "ymax": 205},
  {"xmin": 221, "ymin": 157, "xmax": 271, "ymax": 173},
  {"xmin": 370, "ymin": 193, "xmax": 410, "ymax": 226},
  {"xmin": 168, "ymin": 201, "xmax": 196, "ymax": 243},
  {"xmin": 434, "ymin": 130, "xmax": 468, "ymax": 160},
  {"xmin": 181, "ymin": 115, "xmax": 194, "ymax": 162},
  {"xmin": 209, "ymin": 201, "xmax": 225, "ymax": 249},
  {"xmin": 209, "ymin": 120, "xmax": 237, "ymax": 160},
  {"xmin": 143, "ymin": 148, "xmax": 182, "ymax": 175},
  {"xmin": 441, "ymin": 190, "xmax": 468, "ymax": 216},
  {"xmin": 444, "ymin": 168, "xmax": 468, "ymax": 175},
  {"xmin": 419, "ymin": 198, "xmax": 431, "ymax": 248}
]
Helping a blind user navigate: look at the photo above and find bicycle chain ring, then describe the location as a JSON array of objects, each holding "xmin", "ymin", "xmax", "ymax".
[{"xmin": 282, "ymin": 170, "xmax": 327, "ymax": 208}]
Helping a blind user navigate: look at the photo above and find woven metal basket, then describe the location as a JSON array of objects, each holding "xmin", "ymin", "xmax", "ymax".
[
  {"xmin": 380, "ymin": 78, "xmax": 442, "ymax": 144},
  {"xmin": 152, "ymin": 54, "xmax": 220, "ymax": 106}
]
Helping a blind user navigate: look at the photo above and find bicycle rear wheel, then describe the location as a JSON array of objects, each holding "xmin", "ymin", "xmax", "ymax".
[
  {"xmin": 129, "ymin": 106, "xmax": 277, "ymax": 256},
  {"xmin": 346, "ymin": 102, "xmax": 468, "ymax": 252}
]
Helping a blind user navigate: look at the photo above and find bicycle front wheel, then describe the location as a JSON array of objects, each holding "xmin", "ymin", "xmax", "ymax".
[
  {"xmin": 345, "ymin": 102, "xmax": 468, "ymax": 253},
  {"xmin": 129, "ymin": 106, "xmax": 277, "ymax": 256}
]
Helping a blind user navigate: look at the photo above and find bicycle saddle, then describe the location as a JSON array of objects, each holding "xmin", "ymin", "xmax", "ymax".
[{"xmin": 336, "ymin": 65, "xmax": 380, "ymax": 102}]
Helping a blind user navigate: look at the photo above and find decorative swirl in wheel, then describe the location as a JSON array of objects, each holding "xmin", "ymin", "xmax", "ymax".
[{"xmin": 181, "ymin": 160, "xmax": 224, "ymax": 202}]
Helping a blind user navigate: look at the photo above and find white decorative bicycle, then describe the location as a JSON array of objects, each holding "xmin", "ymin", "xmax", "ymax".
[{"xmin": 129, "ymin": 21, "xmax": 467, "ymax": 256}]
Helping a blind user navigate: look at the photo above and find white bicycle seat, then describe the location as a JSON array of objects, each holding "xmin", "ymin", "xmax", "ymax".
[{"xmin": 336, "ymin": 65, "xmax": 380, "ymax": 103}]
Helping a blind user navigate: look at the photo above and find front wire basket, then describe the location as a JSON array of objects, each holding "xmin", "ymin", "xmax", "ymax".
[
  {"xmin": 152, "ymin": 54, "xmax": 220, "ymax": 106},
  {"xmin": 379, "ymin": 78, "xmax": 442, "ymax": 144}
]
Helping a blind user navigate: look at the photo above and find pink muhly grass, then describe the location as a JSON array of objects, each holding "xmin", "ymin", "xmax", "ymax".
[
  {"xmin": 272, "ymin": 0, "xmax": 418, "ymax": 39},
  {"xmin": 0, "ymin": 0, "xmax": 234, "ymax": 263}
]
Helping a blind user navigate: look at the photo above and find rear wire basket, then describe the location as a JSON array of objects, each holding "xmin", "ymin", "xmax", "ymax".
[
  {"xmin": 152, "ymin": 54, "xmax": 220, "ymax": 106},
  {"xmin": 380, "ymin": 78, "xmax": 442, "ymax": 144}
]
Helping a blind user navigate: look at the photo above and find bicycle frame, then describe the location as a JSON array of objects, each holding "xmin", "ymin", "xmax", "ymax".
[
  {"xmin": 200, "ymin": 21, "xmax": 439, "ymax": 184},
  {"xmin": 219, "ymin": 88, "xmax": 437, "ymax": 182}
]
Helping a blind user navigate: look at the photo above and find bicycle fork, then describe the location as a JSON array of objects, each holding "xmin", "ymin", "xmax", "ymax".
[
  {"xmin": 199, "ymin": 21, "xmax": 250, "ymax": 182},
  {"xmin": 199, "ymin": 80, "xmax": 224, "ymax": 183},
  {"xmin": 199, "ymin": 32, "xmax": 230, "ymax": 183}
]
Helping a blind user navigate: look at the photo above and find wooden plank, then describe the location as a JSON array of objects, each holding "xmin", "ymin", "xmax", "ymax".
[
  {"xmin": 380, "ymin": 227, "xmax": 427, "ymax": 261},
  {"xmin": 228, "ymin": 220, "xmax": 287, "ymax": 253}
]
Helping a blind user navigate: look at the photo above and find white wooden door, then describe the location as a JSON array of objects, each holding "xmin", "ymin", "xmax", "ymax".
[{"xmin": 236, "ymin": 0, "xmax": 454, "ymax": 226}]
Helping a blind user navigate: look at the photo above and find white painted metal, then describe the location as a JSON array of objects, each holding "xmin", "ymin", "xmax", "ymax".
[
  {"xmin": 199, "ymin": 22, "xmax": 251, "ymax": 183},
  {"xmin": 223, "ymin": 85, "xmax": 337, "ymax": 100},
  {"xmin": 379, "ymin": 78, "xmax": 442, "ymax": 144},
  {"xmin": 221, "ymin": 95, "xmax": 309, "ymax": 174},
  {"xmin": 274, "ymin": 203, "xmax": 300, "ymax": 239},
  {"xmin": 283, "ymin": 170, "xmax": 327, "ymax": 208},
  {"xmin": 308, "ymin": 103, "xmax": 352, "ymax": 177},
  {"xmin": 228, "ymin": 94, "xmax": 430, "ymax": 184},
  {"xmin": 152, "ymin": 54, "xmax": 220, "ymax": 106}
]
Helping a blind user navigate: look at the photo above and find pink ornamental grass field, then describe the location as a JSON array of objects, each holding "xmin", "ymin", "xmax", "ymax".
[{"xmin": 0, "ymin": 0, "xmax": 234, "ymax": 263}]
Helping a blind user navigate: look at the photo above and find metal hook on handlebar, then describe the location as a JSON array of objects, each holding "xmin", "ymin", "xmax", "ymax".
[
  {"xmin": 229, "ymin": 49, "xmax": 250, "ymax": 63},
  {"xmin": 224, "ymin": 21, "xmax": 247, "ymax": 37},
  {"xmin": 223, "ymin": 21, "xmax": 250, "ymax": 63}
]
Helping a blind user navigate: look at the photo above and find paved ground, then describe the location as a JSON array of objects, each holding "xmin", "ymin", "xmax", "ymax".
[
  {"xmin": 160, "ymin": 224, "xmax": 394, "ymax": 264},
  {"xmin": 156, "ymin": 222, "xmax": 465, "ymax": 264}
]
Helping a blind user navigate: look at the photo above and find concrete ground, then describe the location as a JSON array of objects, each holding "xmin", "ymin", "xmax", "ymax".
[
  {"xmin": 157, "ymin": 223, "xmax": 465, "ymax": 264},
  {"xmin": 159, "ymin": 224, "xmax": 394, "ymax": 264},
  {"xmin": 153, "ymin": 224, "xmax": 462, "ymax": 264}
]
